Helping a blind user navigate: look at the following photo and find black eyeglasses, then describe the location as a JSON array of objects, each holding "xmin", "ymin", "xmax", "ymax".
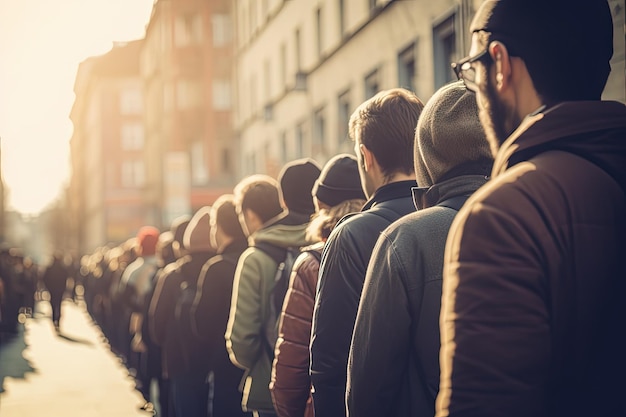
[{"xmin": 451, "ymin": 49, "xmax": 490, "ymax": 89}]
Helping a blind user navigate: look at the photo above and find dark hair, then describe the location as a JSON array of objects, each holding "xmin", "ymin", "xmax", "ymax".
[
  {"xmin": 211, "ymin": 194, "xmax": 246, "ymax": 241},
  {"xmin": 349, "ymin": 88, "xmax": 424, "ymax": 181},
  {"xmin": 234, "ymin": 174, "xmax": 284, "ymax": 224}
]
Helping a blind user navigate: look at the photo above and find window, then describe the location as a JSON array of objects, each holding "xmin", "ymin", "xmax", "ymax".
[
  {"xmin": 221, "ymin": 148, "xmax": 232, "ymax": 175},
  {"xmin": 174, "ymin": 13, "xmax": 202, "ymax": 47},
  {"xmin": 364, "ymin": 68, "xmax": 380, "ymax": 99},
  {"xmin": 121, "ymin": 160, "xmax": 145, "ymax": 188},
  {"xmin": 398, "ymin": 42, "xmax": 416, "ymax": 93},
  {"xmin": 120, "ymin": 89, "xmax": 142, "ymax": 115},
  {"xmin": 295, "ymin": 28, "xmax": 302, "ymax": 71},
  {"xmin": 213, "ymin": 79, "xmax": 231, "ymax": 110},
  {"xmin": 337, "ymin": 89, "xmax": 351, "ymax": 146},
  {"xmin": 316, "ymin": 7, "xmax": 323, "ymax": 57},
  {"xmin": 433, "ymin": 14, "xmax": 457, "ymax": 89},
  {"xmin": 121, "ymin": 123, "xmax": 144, "ymax": 150},
  {"xmin": 191, "ymin": 140, "xmax": 209, "ymax": 185},
  {"xmin": 313, "ymin": 107, "xmax": 326, "ymax": 154},
  {"xmin": 212, "ymin": 14, "xmax": 232, "ymax": 47},
  {"xmin": 250, "ymin": 74, "xmax": 257, "ymax": 116},
  {"xmin": 250, "ymin": 0, "xmax": 258, "ymax": 34},
  {"xmin": 280, "ymin": 43, "xmax": 287, "ymax": 89},
  {"xmin": 264, "ymin": 59, "xmax": 271, "ymax": 102},
  {"xmin": 339, "ymin": 0, "xmax": 346, "ymax": 36},
  {"xmin": 177, "ymin": 79, "xmax": 203, "ymax": 110},
  {"xmin": 295, "ymin": 123, "xmax": 305, "ymax": 158},
  {"xmin": 279, "ymin": 130, "xmax": 288, "ymax": 163}
]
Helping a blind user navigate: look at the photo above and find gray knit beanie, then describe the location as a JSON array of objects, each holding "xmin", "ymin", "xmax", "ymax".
[{"xmin": 415, "ymin": 81, "xmax": 491, "ymax": 187}]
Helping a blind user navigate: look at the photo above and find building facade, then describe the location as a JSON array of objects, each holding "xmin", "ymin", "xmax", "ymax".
[
  {"xmin": 232, "ymin": 0, "xmax": 476, "ymax": 177},
  {"xmin": 141, "ymin": 0, "xmax": 236, "ymax": 229},
  {"xmin": 70, "ymin": 40, "xmax": 149, "ymax": 254},
  {"xmin": 233, "ymin": 0, "xmax": 625, "ymax": 177}
]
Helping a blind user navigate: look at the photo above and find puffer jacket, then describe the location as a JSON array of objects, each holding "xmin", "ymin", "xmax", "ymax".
[
  {"xmin": 226, "ymin": 214, "xmax": 312, "ymax": 414},
  {"xmin": 271, "ymin": 242, "xmax": 323, "ymax": 417},
  {"xmin": 437, "ymin": 101, "xmax": 626, "ymax": 417}
]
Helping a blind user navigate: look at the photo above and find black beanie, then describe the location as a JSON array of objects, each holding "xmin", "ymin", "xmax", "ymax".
[
  {"xmin": 278, "ymin": 158, "xmax": 322, "ymax": 216},
  {"xmin": 470, "ymin": 0, "xmax": 613, "ymax": 101},
  {"xmin": 313, "ymin": 154, "xmax": 366, "ymax": 207}
]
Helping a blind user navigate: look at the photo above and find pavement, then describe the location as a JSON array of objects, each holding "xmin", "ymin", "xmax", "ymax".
[{"xmin": 0, "ymin": 299, "xmax": 153, "ymax": 417}]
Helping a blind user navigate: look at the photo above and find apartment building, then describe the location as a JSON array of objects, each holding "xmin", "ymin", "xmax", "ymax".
[
  {"xmin": 141, "ymin": 0, "xmax": 236, "ymax": 228},
  {"xmin": 233, "ymin": 0, "xmax": 625, "ymax": 178},
  {"xmin": 233, "ymin": 0, "xmax": 476, "ymax": 177},
  {"xmin": 70, "ymin": 40, "xmax": 148, "ymax": 254}
]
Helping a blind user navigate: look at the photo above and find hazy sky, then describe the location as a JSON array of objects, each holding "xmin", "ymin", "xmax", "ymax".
[{"xmin": 0, "ymin": 0, "xmax": 154, "ymax": 215}]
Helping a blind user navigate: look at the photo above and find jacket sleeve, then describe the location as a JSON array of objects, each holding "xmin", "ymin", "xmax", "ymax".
[
  {"xmin": 436, "ymin": 180, "xmax": 551, "ymax": 417},
  {"xmin": 148, "ymin": 267, "xmax": 180, "ymax": 346},
  {"xmin": 310, "ymin": 225, "xmax": 364, "ymax": 416},
  {"xmin": 225, "ymin": 248, "xmax": 265, "ymax": 370},
  {"xmin": 346, "ymin": 232, "xmax": 412, "ymax": 417},
  {"xmin": 271, "ymin": 252, "xmax": 318, "ymax": 417},
  {"xmin": 190, "ymin": 257, "xmax": 230, "ymax": 359}
]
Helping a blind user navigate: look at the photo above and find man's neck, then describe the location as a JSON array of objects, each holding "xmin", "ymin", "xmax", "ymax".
[{"xmin": 382, "ymin": 172, "xmax": 415, "ymax": 186}]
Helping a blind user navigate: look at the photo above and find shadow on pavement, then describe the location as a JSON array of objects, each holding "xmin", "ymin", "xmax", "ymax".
[
  {"xmin": 0, "ymin": 324, "xmax": 36, "ymax": 394},
  {"xmin": 55, "ymin": 331, "xmax": 94, "ymax": 346}
]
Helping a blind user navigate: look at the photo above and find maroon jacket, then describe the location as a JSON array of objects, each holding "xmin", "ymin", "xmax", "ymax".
[
  {"xmin": 437, "ymin": 101, "xmax": 626, "ymax": 417},
  {"xmin": 271, "ymin": 243, "xmax": 323, "ymax": 417}
]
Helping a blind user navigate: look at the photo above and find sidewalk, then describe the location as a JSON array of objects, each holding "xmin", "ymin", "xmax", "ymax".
[{"xmin": 0, "ymin": 299, "xmax": 150, "ymax": 417}]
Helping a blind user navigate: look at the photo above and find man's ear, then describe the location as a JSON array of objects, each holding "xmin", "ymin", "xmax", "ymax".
[
  {"xmin": 489, "ymin": 41, "xmax": 511, "ymax": 91},
  {"xmin": 359, "ymin": 143, "xmax": 375, "ymax": 172}
]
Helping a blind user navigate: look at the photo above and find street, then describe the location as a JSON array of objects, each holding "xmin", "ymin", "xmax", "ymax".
[{"xmin": 0, "ymin": 299, "xmax": 151, "ymax": 417}]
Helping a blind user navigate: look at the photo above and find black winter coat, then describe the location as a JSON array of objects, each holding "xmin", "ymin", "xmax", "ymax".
[{"xmin": 310, "ymin": 180, "xmax": 416, "ymax": 417}]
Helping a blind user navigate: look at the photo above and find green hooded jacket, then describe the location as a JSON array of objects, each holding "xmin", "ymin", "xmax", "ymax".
[{"xmin": 226, "ymin": 214, "xmax": 312, "ymax": 413}]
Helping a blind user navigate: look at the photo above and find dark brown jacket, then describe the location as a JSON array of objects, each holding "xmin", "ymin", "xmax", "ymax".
[
  {"xmin": 271, "ymin": 243, "xmax": 323, "ymax": 417},
  {"xmin": 437, "ymin": 101, "xmax": 626, "ymax": 417}
]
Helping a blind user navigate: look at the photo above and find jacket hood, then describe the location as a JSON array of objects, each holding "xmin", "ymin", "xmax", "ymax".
[
  {"xmin": 250, "ymin": 220, "xmax": 311, "ymax": 249},
  {"xmin": 183, "ymin": 206, "xmax": 214, "ymax": 253},
  {"xmin": 495, "ymin": 101, "xmax": 626, "ymax": 191}
]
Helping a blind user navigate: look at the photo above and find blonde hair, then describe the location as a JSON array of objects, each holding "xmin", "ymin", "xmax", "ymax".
[{"xmin": 306, "ymin": 198, "xmax": 366, "ymax": 242}]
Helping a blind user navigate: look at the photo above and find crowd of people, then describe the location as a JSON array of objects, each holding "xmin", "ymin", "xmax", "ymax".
[{"xmin": 1, "ymin": 1, "xmax": 625, "ymax": 416}]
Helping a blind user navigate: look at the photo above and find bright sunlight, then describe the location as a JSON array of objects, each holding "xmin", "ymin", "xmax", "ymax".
[{"xmin": 0, "ymin": 0, "xmax": 154, "ymax": 215}]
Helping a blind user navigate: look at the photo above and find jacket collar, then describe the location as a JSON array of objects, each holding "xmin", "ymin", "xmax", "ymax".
[
  {"xmin": 362, "ymin": 180, "xmax": 416, "ymax": 212},
  {"xmin": 411, "ymin": 175, "xmax": 489, "ymax": 210},
  {"xmin": 493, "ymin": 101, "xmax": 626, "ymax": 177}
]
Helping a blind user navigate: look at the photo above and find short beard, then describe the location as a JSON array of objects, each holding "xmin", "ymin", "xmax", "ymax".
[{"xmin": 478, "ymin": 76, "xmax": 521, "ymax": 158}]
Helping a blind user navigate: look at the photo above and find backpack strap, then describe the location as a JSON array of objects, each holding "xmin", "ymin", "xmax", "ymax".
[
  {"xmin": 368, "ymin": 206, "xmax": 402, "ymax": 223},
  {"xmin": 302, "ymin": 248, "xmax": 322, "ymax": 264},
  {"xmin": 253, "ymin": 241, "xmax": 287, "ymax": 265}
]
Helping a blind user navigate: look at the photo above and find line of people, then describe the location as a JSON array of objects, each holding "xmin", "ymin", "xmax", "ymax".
[{"xmin": 64, "ymin": 1, "xmax": 626, "ymax": 416}]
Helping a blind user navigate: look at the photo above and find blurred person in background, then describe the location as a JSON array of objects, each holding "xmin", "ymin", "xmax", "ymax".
[
  {"xmin": 149, "ymin": 207, "xmax": 216, "ymax": 417},
  {"xmin": 119, "ymin": 226, "xmax": 161, "ymax": 411},
  {"xmin": 42, "ymin": 251, "xmax": 69, "ymax": 332},
  {"xmin": 190, "ymin": 194, "xmax": 252, "ymax": 417}
]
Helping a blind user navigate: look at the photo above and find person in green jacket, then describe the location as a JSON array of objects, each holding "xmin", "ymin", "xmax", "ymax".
[{"xmin": 226, "ymin": 173, "xmax": 313, "ymax": 417}]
